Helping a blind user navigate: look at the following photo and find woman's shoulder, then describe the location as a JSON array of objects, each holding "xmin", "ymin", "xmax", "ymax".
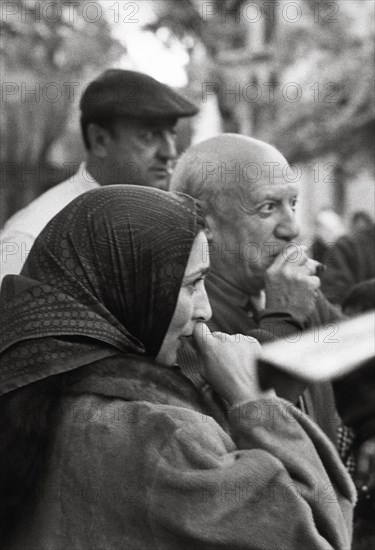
[
  {"xmin": 63, "ymin": 353, "xmax": 204, "ymax": 409},
  {"xmin": 54, "ymin": 379, "xmax": 228, "ymax": 480},
  {"xmin": 57, "ymin": 352, "xmax": 215, "ymax": 440}
]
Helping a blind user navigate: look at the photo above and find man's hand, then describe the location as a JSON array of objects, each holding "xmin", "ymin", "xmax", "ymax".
[
  {"xmin": 355, "ymin": 436, "xmax": 375, "ymax": 493},
  {"xmin": 265, "ymin": 246, "xmax": 321, "ymax": 325},
  {"xmin": 193, "ymin": 322, "xmax": 275, "ymax": 406}
]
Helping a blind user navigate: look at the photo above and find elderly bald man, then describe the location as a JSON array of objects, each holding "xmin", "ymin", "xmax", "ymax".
[{"xmin": 171, "ymin": 134, "xmax": 346, "ymax": 449}]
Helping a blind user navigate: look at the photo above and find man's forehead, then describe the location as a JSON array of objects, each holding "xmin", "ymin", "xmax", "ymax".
[
  {"xmin": 203, "ymin": 152, "xmax": 297, "ymax": 186},
  {"xmin": 240, "ymin": 178, "xmax": 299, "ymax": 202}
]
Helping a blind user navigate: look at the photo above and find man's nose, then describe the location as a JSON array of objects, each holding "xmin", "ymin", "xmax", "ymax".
[
  {"xmin": 158, "ymin": 131, "xmax": 177, "ymax": 161},
  {"xmin": 274, "ymin": 211, "xmax": 300, "ymax": 241}
]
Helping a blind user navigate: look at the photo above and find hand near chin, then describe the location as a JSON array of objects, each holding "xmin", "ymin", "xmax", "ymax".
[
  {"xmin": 192, "ymin": 322, "xmax": 275, "ymax": 406},
  {"xmin": 265, "ymin": 245, "xmax": 321, "ymax": 324}
]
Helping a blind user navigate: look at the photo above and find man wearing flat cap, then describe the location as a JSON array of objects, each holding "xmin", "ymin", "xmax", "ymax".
[{"xmin": 0, "ymin": 70, "xmax": 198, "ymax": 282}]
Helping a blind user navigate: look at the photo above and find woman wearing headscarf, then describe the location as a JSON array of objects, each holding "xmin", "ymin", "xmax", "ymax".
[{"xmin": 0, "ymin": 186, "xmax": 354, "ymax": 549}]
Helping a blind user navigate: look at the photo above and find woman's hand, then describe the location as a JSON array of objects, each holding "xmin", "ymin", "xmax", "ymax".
[{"xmin": 193, "ymin": 322, "xmax": 275, "ymax": 406}]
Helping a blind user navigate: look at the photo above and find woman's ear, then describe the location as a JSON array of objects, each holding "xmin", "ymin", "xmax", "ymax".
[{"xmin": 86, "ymin": 123, "xmax": 112, "ymax": 158}]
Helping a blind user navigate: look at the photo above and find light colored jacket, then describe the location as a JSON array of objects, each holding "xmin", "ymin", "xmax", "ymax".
[
  {"xmin": 10, "ymin": 355, "xmax": 355, "ymax": 550},
  {"xmin": 0, "ymin": 164, "xmax": 98, "ymax": 283}
]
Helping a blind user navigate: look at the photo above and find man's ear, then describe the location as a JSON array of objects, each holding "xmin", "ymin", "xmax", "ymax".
[{"xmin": 86, "ymin": 123, "xmax": 113, "ymax": 158}]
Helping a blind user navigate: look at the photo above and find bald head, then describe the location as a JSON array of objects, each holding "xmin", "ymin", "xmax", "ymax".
[{"xmin": 170, "ymin": 134, "xmax": 290, "ymax": 217}]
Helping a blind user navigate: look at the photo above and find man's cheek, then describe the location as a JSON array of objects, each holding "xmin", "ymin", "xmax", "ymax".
[
  {"xmin": 121, "ymin": 161, "xmax": 142, "ymax": 182},
  {"xmin": 242, "ymin": 240, "xmax": 262, "ymax": 267}
]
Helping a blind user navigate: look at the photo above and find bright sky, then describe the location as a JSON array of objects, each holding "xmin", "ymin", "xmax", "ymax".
[{"xmin": 100, "ymin": 0, "xmax": 189, "ymax": 86}]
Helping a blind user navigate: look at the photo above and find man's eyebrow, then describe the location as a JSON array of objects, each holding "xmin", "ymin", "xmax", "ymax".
[
  {"xmin": 183, "ymin": 267, "xmax": 209, "ymax": 281},
  {"xmin": 253, "ymin": 188, "xmax": 298, "ymax": 202}
]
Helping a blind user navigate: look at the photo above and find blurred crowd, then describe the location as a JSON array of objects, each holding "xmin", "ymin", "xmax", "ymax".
[{"xmin": 312, "ymin": 208, "xmax": 375, "ymax": 549}]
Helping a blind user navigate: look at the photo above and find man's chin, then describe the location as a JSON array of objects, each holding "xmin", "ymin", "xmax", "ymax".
[
  {"xmin": 148, "ymin": 169, "xmax": 171, "ymax": 190},
  {"xmin": 148, "ymin": 177, "xmax": 169, "ymax": 191}
]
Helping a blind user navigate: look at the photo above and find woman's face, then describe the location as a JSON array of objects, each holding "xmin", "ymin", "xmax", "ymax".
[{"xmin": 156, "ymin": 231, "xmax": 212, "ymax": 366}]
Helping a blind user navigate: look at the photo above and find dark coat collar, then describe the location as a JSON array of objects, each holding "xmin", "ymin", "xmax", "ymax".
[{"xmin": 64, "ymin": 353, "xmax": 206, "ymax": 413}]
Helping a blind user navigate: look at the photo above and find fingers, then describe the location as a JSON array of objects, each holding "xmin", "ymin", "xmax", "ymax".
[
  {"xmin": 270, "ymin": 245, "xmax": 325, "ymax": 277},
  {"xmin": 309, "ymin": 275, "xmax": 321, "ymax": 290},
  {"xmin": 271, "ymin": 245, "xmax": 309, "ymax": 270},
  {"xmin": 270, "ymin": 256, "xmax": 323, "ymax": 284},
  {"xmin": 193, "ymin": 325, "xmax": 262, "ymax": 369},
  {"xmin": 192, "ymin": 323, "xmax": 226, "ymax": 354},
  {"xmin": 304, "ymin": 258, "xmax": 321, "ymax": 275},
  {"xmin": 244, "ymin": 336, "xmax": 263, "ymax": 349},
  {"xmin": 270, "ymin": 247, "xmax": 318, "ymax": 278},
  {"xmin": 192, "ymin": 322, "xmax": 210, "ymax": 353}
]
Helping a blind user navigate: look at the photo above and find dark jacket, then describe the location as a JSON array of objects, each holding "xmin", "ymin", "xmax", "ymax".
[
  {"xmin": 321, "ymin": 226, "xmax": 375, "ymax": 305},
  {"xmin": 334, "ymin": 355, "xmax": 375, "ymax": 443}
]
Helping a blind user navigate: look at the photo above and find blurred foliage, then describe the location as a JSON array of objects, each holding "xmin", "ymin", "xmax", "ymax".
[
  {"xmin": 146, "ymin": 0, "xmax": 252, "ymax": 56},
  {"xmin": 146, "ymin": 0, "xmax": 375, "ymax": 163},
  {"xmin": 270, "ymin": 0, "xmax": 375, "ymax": 162},
  {"xmin": 0, "ymin": 0, "xmax": 125, "ymax": 165}
]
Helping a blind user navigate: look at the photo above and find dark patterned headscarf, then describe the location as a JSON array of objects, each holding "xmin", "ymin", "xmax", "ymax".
[{"xmin": 0, "ymin": 185, "xmax": 203, "ymax": 396}]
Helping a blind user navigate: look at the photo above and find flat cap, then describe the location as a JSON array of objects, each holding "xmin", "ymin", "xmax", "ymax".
[{"xmin": 80, "ymin": 69, "xmax": 199, "ymax": 120}]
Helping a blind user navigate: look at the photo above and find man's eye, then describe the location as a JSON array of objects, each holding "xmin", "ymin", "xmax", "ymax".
[
  {"xmin": 139, "ymin": 129, "xmax": 156, "ymax": 142},
  {"xmin": 258, "ymin": 202, "xmax": 275, "ymax": 214},
  {"xmin": 291, "ymin": 198, "xmax": 298, "ymax": 211}
]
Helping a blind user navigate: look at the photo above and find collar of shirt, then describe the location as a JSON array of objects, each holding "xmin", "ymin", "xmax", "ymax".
[
  {"xmin": 206, "ymin": 270, "xmax": 265, "ymax": 315},
  {"xmin": 74, "ymin": 162, "xmax": 101, "ymax": 192}
]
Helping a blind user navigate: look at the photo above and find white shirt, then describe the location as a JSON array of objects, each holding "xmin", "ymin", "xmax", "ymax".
[{"xmin": 0, "ymin": 163, "xmax": 99, "ymax": 283}]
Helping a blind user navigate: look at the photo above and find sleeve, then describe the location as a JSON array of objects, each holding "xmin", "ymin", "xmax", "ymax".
[
  {"xmin": 309, "ymin": 291, "xmax": 344, "ymax": 326},
  {"xmin": 258, "ymin": 291, "xmax": 343, "ymax": 340},
  {"xmin": 0, "ymin": 230, "xmax": 34, "ymax": 282},
  {"xmin": 257, "ymin": 309, "xmax": 304, "ymax": 341},
  {"xmin": 148, "ymin": 399, "xmax": 355, "ymax": 550}
]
